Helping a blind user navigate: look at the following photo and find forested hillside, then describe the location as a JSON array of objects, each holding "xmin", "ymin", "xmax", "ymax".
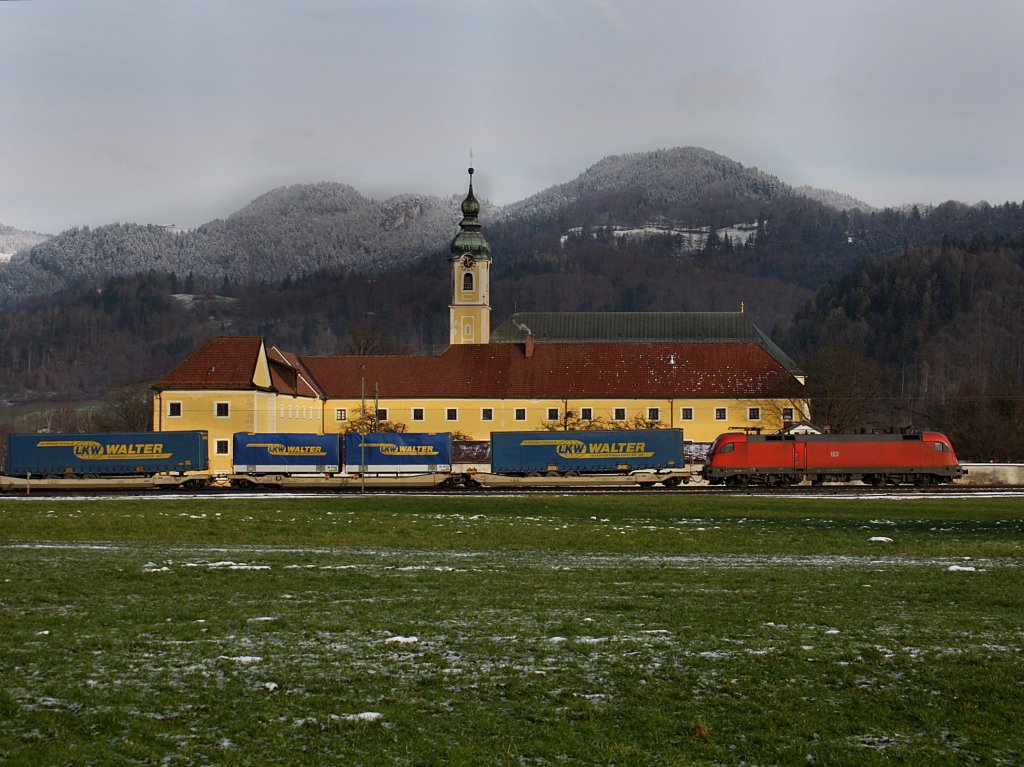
[
  {"xmin": 0, "ymin": 185, "xmax": 465, "ymax": 307},
  {"xmin": 0, "ymin": 222, "xmax": 50, "ymax": 258},
  {"xmin": 783, "ymin": 234, "xmax": 1024, "ymax": 459}
]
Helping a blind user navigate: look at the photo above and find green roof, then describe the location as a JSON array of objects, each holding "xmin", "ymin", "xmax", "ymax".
[{"xmin": 490, "ymin": 311, "xmax": 803, "ymax": 375}]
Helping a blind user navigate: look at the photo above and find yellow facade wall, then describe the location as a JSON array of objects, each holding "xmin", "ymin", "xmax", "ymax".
[
  {"xmin": 322, "ymin": 396, "xmax": 808, "ymax": 443},
  {"xmin": 152, "ymin": 389, "xmax": 321, "ymax": 473},
  {"xmin": 154, "ymin": 389, "xmax": 808, "ymax": 470}
]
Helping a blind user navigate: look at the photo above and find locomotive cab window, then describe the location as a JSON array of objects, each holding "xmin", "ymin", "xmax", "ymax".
[
  {"xmin": 934, "ymin": 442, "xmax": 949, "ymax": 452},
  {"xmin": 718, "ymin": 443, "xmax": 735, "ymax": 453}
]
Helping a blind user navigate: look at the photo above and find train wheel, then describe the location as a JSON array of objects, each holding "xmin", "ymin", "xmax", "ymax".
[
  {"xmin": 662, "ymin": 477, "xmax": 680, "ymax": 488},
  {"xmin": 545, "ymin": 471, "xmax": 560, "ymax": 477}
]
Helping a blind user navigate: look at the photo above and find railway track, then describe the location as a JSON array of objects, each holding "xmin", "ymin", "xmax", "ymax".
[{"xmin": 3, "ymin": 481, "xmax": 1020, "ymax": 498}]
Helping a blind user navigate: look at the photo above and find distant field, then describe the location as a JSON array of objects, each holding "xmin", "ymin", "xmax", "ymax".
[{"xmin": 1, "ymin": 494, "xmax": 1022, "ymax": 765}]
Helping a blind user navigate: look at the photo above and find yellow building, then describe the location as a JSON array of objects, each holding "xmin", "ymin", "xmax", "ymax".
[{"xmin": 152, "ymin": 167, "xmax": 809, "ymax": 472}]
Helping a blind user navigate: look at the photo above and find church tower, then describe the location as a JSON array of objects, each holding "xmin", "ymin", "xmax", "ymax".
[{"xmin": 449, "ymin": 167, "xmax": 492, "ymax": 345}]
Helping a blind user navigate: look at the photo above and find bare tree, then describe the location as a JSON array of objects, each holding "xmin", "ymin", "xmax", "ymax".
[
  {"xmin": 804, "ymin": 347, "xmax": 888, "ymax": 433},
  {"xmin": 87, "ymin": 386, "xmax": 153, "ymax": 432}
]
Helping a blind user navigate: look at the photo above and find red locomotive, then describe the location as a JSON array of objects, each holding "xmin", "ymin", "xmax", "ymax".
[{"xmin": 702, "ymin": 431, "xmax": 965, "ymax": 486}]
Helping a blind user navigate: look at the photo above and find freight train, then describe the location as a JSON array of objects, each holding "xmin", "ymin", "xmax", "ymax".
[
  {"xmin": 701, "ymin": 431, "xmax": 965, "ymax": 486},
  {"xmin": 0, "ymin": 428, "xmax": 691, "ymax": 491},
  {"xmin": 1, "ymin": 428, "xmax": 967, "ymax": 492}
]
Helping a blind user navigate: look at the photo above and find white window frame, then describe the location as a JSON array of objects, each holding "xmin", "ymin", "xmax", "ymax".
[
  {"xmin": 715, "ymin": 407, "xmax": 727, "ymax": 421},
  {"xmin": 375, "ymin": 408, "xmax": 388, "ymax": 423},
  {"xmin": 214, "ymin": 401, "xmax": 230, "ymax": 418},
  {"xmin": 613, "ymin": 407, "xmax": 627, "ymax": 421},
  {"xmin": 580, "ymin": 407, "xmax": 593, "ymax": 421},
  {"xmin": 782, "ymin": 407, "xmax": 795, "ymax": 422},
  {"xmin": 514, "ymin": 408, "xmax": 527, "ymax": 421},
  {"xmin": 680, "ymin": 407, "xmax": 694, "ymax": 421},
  {"xmin": 167, "ymin": 401, "xmax": 182, "ymax": 417},
  {"xmin": 748, "ymin": 407, "xmax": 761, "ymax": 421},
  {"xmin": 411, "ymin": 407, "xmax": 425, "ymax": 421},
  {"xmin": 647, "ymin": 407, "xmax": 661, "ymax": 422},
  {"xmin": 446, "ymin": 408, "xmax": 458, "ymax": 421},
  {"xmin": 214, "ymin": 439, "xmax": 229, "ymax": 455},
  {"xmin": 336, "ymin": 408, "xmax": 348, "ymax": 422},
  {"xmin": 546, "ymin": 407, "xmax": 560, "ymax": 421},
  {"xmin": 481, "ymin": 408, "xmax": 494, "ymax": 421}
]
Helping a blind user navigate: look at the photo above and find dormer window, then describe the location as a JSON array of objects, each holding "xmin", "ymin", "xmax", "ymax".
[{"xmin": 463, "ymin": 272, "xmax": 474, "ymax": 291}]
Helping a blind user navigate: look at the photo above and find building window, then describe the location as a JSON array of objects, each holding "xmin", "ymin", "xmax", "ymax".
[
  {"xmin": 463, "ymin": 272, "xmax": 474, "ymax": 291},
  {"xmin": 412, "ymin": 408, "xmax": 424, "ymax": 421},
  {"xmin": 481, "ymin": 408, "xmax": 493, "ymax": 421},
  {"xmin": 613, "ymin": 407, "xmax": 627, "ymax": 421},
  {"xmin": 647, "ymin": 407, "xmax": 660, "ymax": 422},
  {"xmin": 167, "ymin": 402, "xmax": 182, "ymax": 417},
  {"xmin": 375, "ymin": 408, "xmax": 388, "ymax": 424},
  {"xmin": 215, "ymin": 439, "xmax": 229, "ymax": 455},
  {"xmin": 446, "ymin": 408, "xmax": 458, "ymax": 421},
  {"xmin": 782, "ymin": 407, "xmax": 795, "ymax": 422},
  {"xmin": 680, "ymin": 407, "xmax": 694, "ymax": 421},
  {"xmin": 215, "ymin": 402, "xmax": 229, "ymax": 418},
  {"xmin": 514, "ymin": 408, "xmax": 527, "ymax": 421},
  {"xmin": 546, "ymin": 407, "xmax": 559, "ymax": 421},
  {"xmin": 748, "ymin": 407, "xmax": 761, "ymax": 421},
  {"xmin": 336, "ymin": 408, "xmax": 347, "ymax": 421},
  {"xmin": 580, "ymin": 407, "xmax": 593, "ymax": 421},
  {"xmin": 715, "ymin": 407, "xmax": 727, "ymax": 421}
]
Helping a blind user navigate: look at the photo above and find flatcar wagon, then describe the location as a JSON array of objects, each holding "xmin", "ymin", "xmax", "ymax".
[
  {"xmin": 344, "ymin": 432, "xmax": 452, "ymax": 475},
  {"xmin": 232, "ymin": 432, "xmax": 341, "ymax": 475},
  {"xmin": 6, "ymin": 431, "xmax": 209, "ymax": 478},
  {"xmin": 702, "ymin": 431, "xmax": 965, "ymax": 486},
  {"xmin": 479, "ymin": 429, "xmax": 690, "ymax": 486}
]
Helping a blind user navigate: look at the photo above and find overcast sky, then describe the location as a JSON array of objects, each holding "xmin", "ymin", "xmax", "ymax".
[{"xmin": 2, "ymin": 0, "xmax": 1022, "ymax": 234}]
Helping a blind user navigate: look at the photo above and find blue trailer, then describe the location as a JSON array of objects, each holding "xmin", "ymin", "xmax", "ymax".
[
  {"xmin": 6, "ymin": 431, "xmax": 208, "ymax": 477},
  {"xmin": 344, "ymin": 432, "xmax": 452, "ymax": 474},
  {"xmin": 232, "ymin": 433, "xmax": 340, "ymax": 474},
  {"xmin": 490, "ymin": 429, "xmax": 685, "ymax": 476}
]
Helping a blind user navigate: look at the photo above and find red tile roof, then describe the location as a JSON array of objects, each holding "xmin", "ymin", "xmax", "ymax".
[
  {"xmin": 153, "ymin": 336, "xmax": 269, "ymax": 391},
  {"xmin": 267, "ymin": 346, "xmax": 322, "ymax": 398},
  {"xmin": 156, "ymin": 337, "xmax": 804, "ymax": 400},
  {"xmin": 300, "ymin": 342, "xmax": 803, "ymax": 399}
]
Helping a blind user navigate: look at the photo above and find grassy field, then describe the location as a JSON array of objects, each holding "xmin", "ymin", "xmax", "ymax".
[{"xmin": 1, "ymin": 493, "xmax": 1022, "ymax": 765}]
